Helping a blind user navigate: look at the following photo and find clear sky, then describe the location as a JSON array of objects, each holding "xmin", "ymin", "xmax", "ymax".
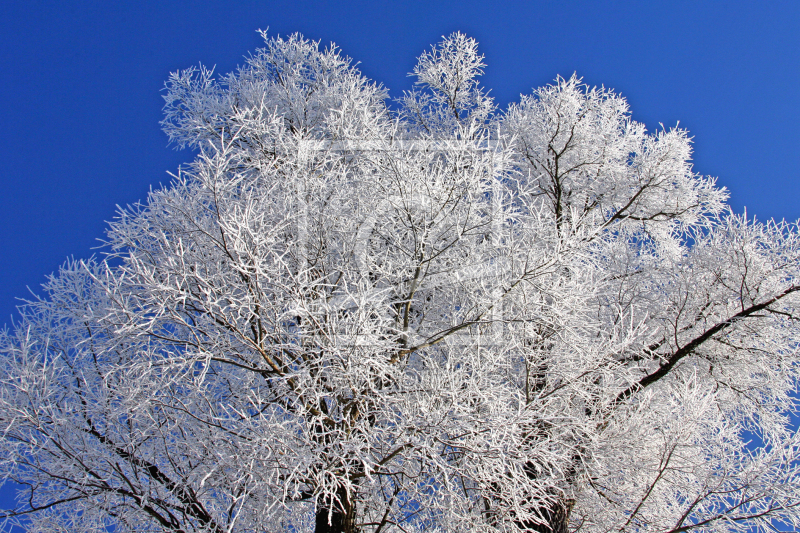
[{"xmin": 0, "ymin": 0, "xmax": 799, "ymax": 519}]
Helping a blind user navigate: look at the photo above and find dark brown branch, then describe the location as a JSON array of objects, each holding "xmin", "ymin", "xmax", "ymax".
[{"xmin": 615, "ymin": 285, "xmax": 800, "ymax": 405}]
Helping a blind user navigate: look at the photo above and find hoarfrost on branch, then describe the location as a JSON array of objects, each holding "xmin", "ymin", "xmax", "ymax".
[{"xmin": 2, "ymin": 32, "xmax": 800, "ymax": 533}]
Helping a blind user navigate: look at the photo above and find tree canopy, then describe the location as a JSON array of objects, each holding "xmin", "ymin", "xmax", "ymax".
[{"xmin": 2, "ymin": 32, "xmax": 800, "ymax": 533}]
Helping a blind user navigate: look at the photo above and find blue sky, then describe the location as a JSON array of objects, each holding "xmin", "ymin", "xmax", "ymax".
[{"xmin": 0, "ymin": 0, "xmax": 799, "ymax": 518}]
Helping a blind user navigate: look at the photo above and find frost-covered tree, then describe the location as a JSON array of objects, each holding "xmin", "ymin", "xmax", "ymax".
[{"xmin": 2, "ymin": 32, "xmax": 800, "ymax": 533}]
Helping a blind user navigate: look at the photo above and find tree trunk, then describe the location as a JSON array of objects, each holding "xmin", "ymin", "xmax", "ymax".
[{"xmin": 315, "ymin": 487, "xmax": 356, "ymax": 533}]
